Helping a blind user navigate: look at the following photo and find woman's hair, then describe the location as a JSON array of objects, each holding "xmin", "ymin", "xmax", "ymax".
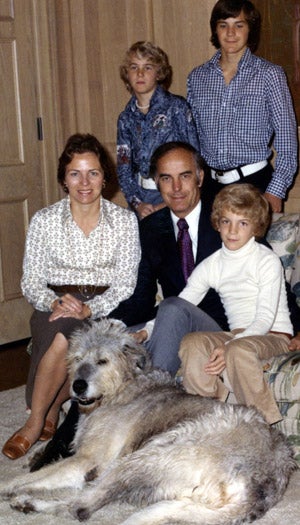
[
  {"xmin": 119, "ymin": 41, "xmax": 173, "ymax": 92},
  {"xmin": 57, "ymin": 133, "xmax": 116, "ymax": 192},
  {"xmin": 210, "ymin": 0, "xmax": 261, "ymax": 52},
  {"xmin": 211, "ymin": 183, "xmax": 271, "ymax": 237}
]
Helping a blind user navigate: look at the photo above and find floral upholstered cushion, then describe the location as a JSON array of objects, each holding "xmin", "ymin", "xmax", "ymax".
[
  {"xmin": 263, "ymin": 351, "xmax": 300, "ymax": 404},
  {"xmin": 266, "ymin": 213, "xmax": 300, "ymax": 306},
  {"xmin": 263, "ymin": 351, "xmax": 300, "ymax": 461}
]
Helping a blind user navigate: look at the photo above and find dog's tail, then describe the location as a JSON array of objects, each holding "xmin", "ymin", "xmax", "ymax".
[{"xmin": 119, "ymin": 499, "xmax": 253, "ymax": 525}]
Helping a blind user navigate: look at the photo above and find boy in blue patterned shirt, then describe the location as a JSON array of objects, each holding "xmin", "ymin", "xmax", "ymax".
[{"xmin": 117, "ymin": 41, "xmax": 200, "ymax": 220}]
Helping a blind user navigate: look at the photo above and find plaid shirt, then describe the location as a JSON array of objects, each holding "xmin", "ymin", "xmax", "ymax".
[
  {"xmin": 117, "ymin": 85, "xmax": 200, "ymax": 206},
  {"xmin": 187, "ymin": 48, "xmax": 298, "ymax": 198}
]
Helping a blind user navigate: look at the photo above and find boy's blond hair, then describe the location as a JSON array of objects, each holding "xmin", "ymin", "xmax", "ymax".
[
  {"xmin": 120, "ymin": 41, "xmax": 172, "ymax": 93},
  {"xmin": 211, "ymin": 183, "xmax": 271, "ymax": 237}
]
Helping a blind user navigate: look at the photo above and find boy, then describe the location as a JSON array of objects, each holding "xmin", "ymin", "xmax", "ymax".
[
  {"xmin": 178, "ymin": 183, "xmax": 293, "ymax": 424},
  {"xmin": 117, "ymin": 41, "xmax": 199, "ymax": 219},
  {"xmin": 187, "ymin": 0, "xmax": 297, "ymax": 212}
]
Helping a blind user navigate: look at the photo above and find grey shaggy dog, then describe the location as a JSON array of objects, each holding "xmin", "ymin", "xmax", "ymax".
[{"xmin": 0, "ymin": 319, "xmax": 297, "ymax": 525}]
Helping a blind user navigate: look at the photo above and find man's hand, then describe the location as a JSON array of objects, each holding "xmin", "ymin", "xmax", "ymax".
[
  {"xmin": 264, "ymin": 192, "xmax": 282, "ymax": 213},
  {"xmin": 204, "ymin": 346, "xmax": 226, "ymax": 375}
]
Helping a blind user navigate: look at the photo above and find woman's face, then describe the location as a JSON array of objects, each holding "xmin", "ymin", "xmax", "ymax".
[{"xmin": 64, "ymin": 152, "xmax": 105, "ymax": 206}]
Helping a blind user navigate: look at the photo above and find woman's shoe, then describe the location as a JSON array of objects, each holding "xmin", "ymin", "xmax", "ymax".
[
  {"xmin": 2, "ymin": 431, "xmax": 32, "ymax": 460},
  {"xmin": 39, "ymin": 419, "xmax": 57, "ymax": 441}
]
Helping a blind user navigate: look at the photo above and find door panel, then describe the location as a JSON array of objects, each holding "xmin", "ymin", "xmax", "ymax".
[{"xmin": 0, "ymin": 0, "xmax": 44, "ymax": 343}]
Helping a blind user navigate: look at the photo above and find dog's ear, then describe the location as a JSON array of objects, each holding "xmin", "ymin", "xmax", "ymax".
[{"xmin": 123, "ymin": 344, "xmax": 151, "ymax": 373}]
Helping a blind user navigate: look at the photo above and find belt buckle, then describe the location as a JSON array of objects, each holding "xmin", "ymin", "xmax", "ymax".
[{"xmin": 215, "ymin": 169, "xmax": 224, "ymax": 181}]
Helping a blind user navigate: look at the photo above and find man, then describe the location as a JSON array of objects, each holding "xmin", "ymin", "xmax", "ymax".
[
  {"xmin": 112, "ymin": 141, "xmax": 228, "ymax": 374},
  {"xmin": 115, "ymin": 141, "xmax": 300, "ymax": 375},
  {"xmin": 187, "ymin": 0, "xmax": 298, "ymax": 212}
]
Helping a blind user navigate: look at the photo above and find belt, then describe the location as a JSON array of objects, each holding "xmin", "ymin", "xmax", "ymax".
[
  {"xmin": 48, "ymin": 284, "xmax": 109, "ymax": 298},
  {"xmin": 138, "ymin": 174, "xmax": 157, "ymax": 190},
  {"xmin": 210, "ymin": 161, "xmax": 268, "ymax": 184}
]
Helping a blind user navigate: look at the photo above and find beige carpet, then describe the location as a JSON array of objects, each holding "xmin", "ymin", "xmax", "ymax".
[{"xmin": 0, "ymin": 386, "xmax": 299, "ymax": 525}]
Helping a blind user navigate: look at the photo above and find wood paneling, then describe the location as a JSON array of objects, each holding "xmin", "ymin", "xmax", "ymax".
[{"xmin": 1, "ymin": 0, "xmax": 299, "ymax": 344}]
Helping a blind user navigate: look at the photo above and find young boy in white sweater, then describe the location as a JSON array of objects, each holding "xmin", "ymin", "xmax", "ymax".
[{"xmin": 178, "ymin": 183, "xmax": 293, "ymax": 424}]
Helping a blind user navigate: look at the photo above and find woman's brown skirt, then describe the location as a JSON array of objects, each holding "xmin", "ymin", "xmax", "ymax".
[{"xmin": 26, "ymin": 309, "xmax": 90, "ymax": 408}]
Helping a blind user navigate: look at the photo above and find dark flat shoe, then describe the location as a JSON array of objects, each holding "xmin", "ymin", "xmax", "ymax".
[{"xmin": 2, "ymin": 431, "xmax": 32, "ymax": 460}]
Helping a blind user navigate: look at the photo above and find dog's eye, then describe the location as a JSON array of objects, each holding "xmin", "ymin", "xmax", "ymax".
[{"xmin": 97, "ymin": 359, "xmax": 108, "ymax": 365}]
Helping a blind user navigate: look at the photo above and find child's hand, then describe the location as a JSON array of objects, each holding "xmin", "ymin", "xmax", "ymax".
[
  {"xmin": 130, "ymin": 329, "xmax": 148, "ymax": 343},
  {"xmin": 204, "ymin": 346, "xmax": 226, "ymax": 375},
  {"xmin": 288, "ymin": 333, "xmax": 300, "ymax": 352},
  {"xmin": 136, "ymin": 202, "xmax": 156, "ymax": 219}
]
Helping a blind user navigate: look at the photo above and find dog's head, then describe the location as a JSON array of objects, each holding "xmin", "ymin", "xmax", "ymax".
[{"xmin": 67, "ymin": 319, "xmax": 151, "ymax": 411}]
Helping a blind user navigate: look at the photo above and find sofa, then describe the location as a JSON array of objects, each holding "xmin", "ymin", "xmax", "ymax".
[{"xmin": 224, "ymin": 212, "xmax": 300, "ymax": 459}]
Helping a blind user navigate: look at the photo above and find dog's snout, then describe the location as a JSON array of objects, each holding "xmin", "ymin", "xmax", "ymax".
[{"xmin": 73, "ymin": 379, "xmax": 88, "ymax": 395}]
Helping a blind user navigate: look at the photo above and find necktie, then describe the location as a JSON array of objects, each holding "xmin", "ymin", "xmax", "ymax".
[{"xmin": 177, "ymin": 218, "xmax": 194, "ymax": 282}]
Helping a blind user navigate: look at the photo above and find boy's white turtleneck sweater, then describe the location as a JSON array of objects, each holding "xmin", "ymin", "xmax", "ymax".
[{"xmin": 179, "ymin": 236, "xmax": 293, "ymax": 338}]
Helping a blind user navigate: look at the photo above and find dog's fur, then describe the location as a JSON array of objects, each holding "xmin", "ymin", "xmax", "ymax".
[{"xmin": 1, "ymin": 319, "xmax": 297, "ymax": 524}]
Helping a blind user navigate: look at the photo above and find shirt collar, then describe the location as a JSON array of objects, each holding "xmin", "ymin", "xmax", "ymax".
[
  {"xmin": 129, "ymin": 85, "xmax": 167, "ymax": 113},
  {"xmin": 171, "ymin": 200, "xmax": 202, "ymax": 237},
  {"xmin": 61, "ymin": 195, "xmax": 107, "ymax": 228},
  {"xmin": 222, "ymin": 235, "xmax": 256, "ymax": 257},
  {"xmin": 211, "ymin": 47, "xmax": 253, "ymax": 74}
]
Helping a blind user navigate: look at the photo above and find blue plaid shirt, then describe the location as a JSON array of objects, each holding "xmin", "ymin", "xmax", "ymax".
[
  {"xmin": 117, "ymin": 86, "xmax": 200, "ymax": 206},
  {"xmin": 187, "ymin": 48, "xmax": 298, "ymax": 198}
]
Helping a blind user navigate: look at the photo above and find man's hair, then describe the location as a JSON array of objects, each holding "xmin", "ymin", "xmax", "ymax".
[
  {"xmin": 149, "ymin": 142, "xmax": 206, "ymax": 183},
  {"xmin": 57, "ymin": 133, "xmax": 116, "ymax": 192},
  {"xmin": 211, "ymin": 183, "xmax": 271, "ymax": 237},
  {"xmin": 210, "ymin": 0, "xmax": 261, "ymax": 52},
  {"xmin": 120, "ymin": 41, "xmax": 173, "ymax": 92}
]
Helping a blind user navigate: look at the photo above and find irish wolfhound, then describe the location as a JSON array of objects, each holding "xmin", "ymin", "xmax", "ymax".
[{"xmin": 1, "ymin": 319, "xmax": 297, "ymax": 524}]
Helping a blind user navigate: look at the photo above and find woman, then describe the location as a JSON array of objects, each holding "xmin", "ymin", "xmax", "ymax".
[
  {"xmin": 2, "ymin": 133, "xmax": 140, "ymax": 459},
  {"xmin": 117, "ymin": 41, "xmax": 199, "ymax": 220}
]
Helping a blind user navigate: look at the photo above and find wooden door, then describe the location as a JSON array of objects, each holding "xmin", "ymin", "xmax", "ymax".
[{"xmin": 0, "ymin": 0, "xmax": 47, "ymax": 344}]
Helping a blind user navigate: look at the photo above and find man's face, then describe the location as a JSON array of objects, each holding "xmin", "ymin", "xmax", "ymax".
[{"xmin": 155, "ymin": 148, "xmax": 203, "ymax": 218}]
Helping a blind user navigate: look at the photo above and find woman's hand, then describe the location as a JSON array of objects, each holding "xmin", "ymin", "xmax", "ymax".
[
  {"xmin": 49, "ymin": 294, "xmax": 91, "ymax": 321},
  {"xmin": 204, "ymin": 346, "xmax": 226, "ymax": 376}
]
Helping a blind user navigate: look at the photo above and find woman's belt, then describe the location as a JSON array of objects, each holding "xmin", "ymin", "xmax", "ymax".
[{"xmin": 47, "ymin": 284, "xmax": 109, "ymax": 296}]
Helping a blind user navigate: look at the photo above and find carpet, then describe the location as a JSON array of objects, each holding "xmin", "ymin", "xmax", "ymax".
[{"xmin": 0, "ymin": 386, "xmax": 299, "ymax": 525}]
